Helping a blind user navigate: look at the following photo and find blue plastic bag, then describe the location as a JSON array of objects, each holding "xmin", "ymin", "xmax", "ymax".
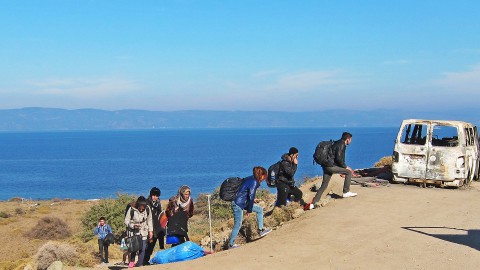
[{"xmin": 150, "ymin": 241, "xmax": 205, "ymax": 264}]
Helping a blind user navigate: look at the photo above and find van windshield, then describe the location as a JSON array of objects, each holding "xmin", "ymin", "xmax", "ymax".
[
  {"xmin": 400, "ymin": 123, "xmax": 427, "ymax": 145},
  {"xmin": 432, "ymin": 125, "xmax": 458, "ymax": 147}
]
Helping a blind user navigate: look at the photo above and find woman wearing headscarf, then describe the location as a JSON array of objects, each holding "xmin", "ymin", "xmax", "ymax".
[{"xmin": 165, "ymin": 185, "xmax": 194, "ymax": 246}]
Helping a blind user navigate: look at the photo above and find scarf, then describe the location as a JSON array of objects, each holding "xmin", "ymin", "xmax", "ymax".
[{"xmin": 176, "ymin": 185, "xmax": 191, "ymax": 209}]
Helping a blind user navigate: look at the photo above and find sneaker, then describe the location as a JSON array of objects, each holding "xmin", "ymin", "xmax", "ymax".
[
  {"xmin": 229, "ymin": 244, "xmax": 240, "ymax": 249},
  {"xmin": 343, "ymin": 191, "xmax": 358, "ymax": 198},
  {"xmin": 303, "ymin": 203, "xmax": 315, "ymax": 211},
  {"xmin": 259, "ymin": 228, "xmax": 272, "ymax": 238},
  {"xmin": 128, "ymin": 262, "xmax": 135, "ymax": 268}
]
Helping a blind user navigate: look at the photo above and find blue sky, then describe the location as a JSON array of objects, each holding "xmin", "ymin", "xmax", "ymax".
[{"xmin": 1, "ymin": 1, "xmax": 479, "ymax": 111}]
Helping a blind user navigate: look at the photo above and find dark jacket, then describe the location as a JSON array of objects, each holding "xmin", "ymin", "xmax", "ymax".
[
  {"xmin": 233, "ymin": 175, "xmax": 260, "ymax": 213},
  {"xmin": 147, "ymin": 196, "xmax": 163, "ymax": 236},
  {"xmin": 278, "ymin": 153, "xmax": 297, "ymax": 186},
  {"xmin": 329, "ymin": 139, "xmax": 347, "ymax": 168},
  {"xmin": 165, "ymin": 196, "xmax": 194, "ymax": 236}
]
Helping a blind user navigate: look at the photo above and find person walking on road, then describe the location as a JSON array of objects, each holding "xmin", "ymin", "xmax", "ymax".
[{"xmin": 312, "ymin": 132, "xmax": 358, "ymax": 205}]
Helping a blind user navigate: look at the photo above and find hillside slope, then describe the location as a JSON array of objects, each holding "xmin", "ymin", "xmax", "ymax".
[{"xmin": 141, "ymin": 180, "xmax": 480, "ymax": 270}]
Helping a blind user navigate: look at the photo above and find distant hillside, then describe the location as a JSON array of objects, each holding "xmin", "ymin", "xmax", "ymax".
[{"xmin": 0, "ymin": 107, "xmax": 478, "ymax": 131}]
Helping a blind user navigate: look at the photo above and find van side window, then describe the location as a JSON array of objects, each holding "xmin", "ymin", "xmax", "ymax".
[
  {"xmin": 432, "ymin": 125, "xmax": 458, "ymax": 147},
  {"xmin": 400, "ymin": 124, "xmax": 427, "ymax": 145}
]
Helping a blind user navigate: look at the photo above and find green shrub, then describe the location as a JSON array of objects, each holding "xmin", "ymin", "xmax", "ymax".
[
  {"xmin": 254, "ymin": 188, "xmax": 273, "ymax": 202},
  {"xmin": 26, "ymin": 216, "xmax": 72, "ymax": 240},
  {"xmin": 195, "ymin": 187, "xmax": 273, "ymax": 222},
  {"xmin": 81, "ymin": 193, "xmax": 135, "ymax": 242}
]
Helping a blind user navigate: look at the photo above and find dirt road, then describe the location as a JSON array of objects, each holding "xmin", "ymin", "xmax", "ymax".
[{"xmin": 145, "ymin": 181, "xmax": 480, "ymax": 270}]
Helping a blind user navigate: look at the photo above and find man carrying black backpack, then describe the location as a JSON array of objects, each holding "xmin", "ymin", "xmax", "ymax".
[
  {"xmin": 275, "ymin": 147, "xmax": 307, "ymax": 207},
  {"xmin": 312, "ymin": 132, "xmax": 358, "ymax": 205},
  {"xmin": 143, "ymin": 187, "xmax": 165, "ymax": 265}
]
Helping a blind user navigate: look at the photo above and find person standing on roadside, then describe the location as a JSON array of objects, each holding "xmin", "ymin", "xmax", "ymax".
[
  {"xmin": 275, "ymin": 147, "xmax": 306, "ymax": 207},
  {"xmin": 94, "ymin": 217, "xmax": 112, "ymax": 264},
  {"xmin": 228, "ymin": 166, "xmax": 272, "ymax": 249},
  {"xmin": 143, "ymin": 187, "xmax": 165, "ymax": 265},
  {"xmin": 165, "ymin": 185, "xmax": 194, "ymax": 247},
  {"xmin": 124, "ymin": 196, "xmax": 153, "ymax": 268},
  {"xmin": 312, "ymin": 132, "xmax": 358, "ymax": 205}
]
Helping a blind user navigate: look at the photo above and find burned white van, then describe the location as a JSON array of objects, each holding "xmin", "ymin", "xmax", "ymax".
[{"xmin": 392, "ymin": 119, "xmax": 479, "ymax": 187}]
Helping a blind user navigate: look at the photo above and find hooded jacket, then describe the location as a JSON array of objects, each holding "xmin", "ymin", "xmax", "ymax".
[
  {"xmin": 94, "ymin": 223, "xmax": 112, "ymax": 240},
  {"xmin": 278, "ymin": 153, "xmax": 297, "ymax": 186}
]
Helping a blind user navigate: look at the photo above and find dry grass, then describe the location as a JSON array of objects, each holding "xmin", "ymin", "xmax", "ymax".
[
  {"xmin": 374, "ymin": 156, "xmax": 393, "ymax": 167},
  {"xmin": 26, "ymin": 216, "xmax": 72, "ymax": 240},
  {"xmin": 0, "ymin": 181, "xmax": 318, "ymax": 267},
  {"xmin": 0, "ymin": 199, "xmax": 94, "ymax": 267}
]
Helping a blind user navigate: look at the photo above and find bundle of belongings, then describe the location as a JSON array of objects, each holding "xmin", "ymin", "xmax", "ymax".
[
  {"xmin": 353, "ymin": 166, "xmax": 392, "ymax": 187},
  {"xmin": 149, "ymin": 241, "xmax": 205, "ymax": 265}
]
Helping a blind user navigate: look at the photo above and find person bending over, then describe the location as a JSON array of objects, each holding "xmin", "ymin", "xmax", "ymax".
[{"xmin": 229, "ymin": 166, "xmax": 272, "ymax": 249}]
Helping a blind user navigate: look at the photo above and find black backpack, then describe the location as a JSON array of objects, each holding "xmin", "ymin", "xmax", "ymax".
[
  {"xmin": 219, "ymin": 177, "xmax": 244, "ymax": 201},
  {"xmin": 104, "ymin": 232, "xmax": 115, "ymax": 245},
  {"xmin": 313, "ymin": 140, "xmax": 334, "ymax": 166},
  {"xmin": 266, "ymin": 161, "xmax": 281, "ymax": 187}
]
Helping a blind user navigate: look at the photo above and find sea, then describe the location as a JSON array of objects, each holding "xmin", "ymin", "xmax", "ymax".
[{"xmin": 0, "ymin": 127, "xmax": 398, "ymax": 201}]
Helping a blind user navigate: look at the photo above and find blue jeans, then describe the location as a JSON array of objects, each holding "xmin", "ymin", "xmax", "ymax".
[{"xmin": 229, "ymin": 202, "xmax": 264, "ymax": 247}]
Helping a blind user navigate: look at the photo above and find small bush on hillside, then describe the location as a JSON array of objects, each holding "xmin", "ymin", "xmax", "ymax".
[
  {"xmin": 374, "ymin": 156, "xmax": 393, "ymax": 167},
  {"xmin": 15, "ymin": 208, "xmax": 26, "ymax": 215},
  {"xmin": 254, "ymin": 188, "xmax": 273, "ymax": 201},
  {"xmin": 8, "ymin": 197, "xmax": 23, "ymax": 202},
  {"xmin": 0, "ymin": 211, "xmax": 10, "ymax": 218},
  {"xmin": 36, "ymin": 241, "xmax": 78, "ymax": 270},
  {"xmin": 81, "ymin": 193, "xmax": 136, "ymax": 242},
  {"xmin": 265, "ymin": 202, "xmax": 299, "ymax": 228},
  {"xmin": 26, "ymin": 216, "xmax": 72, "ymax": 240},
  {"xmin": 195, "ymin": 189, "xmax": 233, "ymax": 220}
]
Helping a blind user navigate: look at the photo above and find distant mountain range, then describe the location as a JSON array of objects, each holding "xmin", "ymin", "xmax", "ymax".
[{"xmin": 0, "ymin": 107, "xmax": 478, "ymax": 131}]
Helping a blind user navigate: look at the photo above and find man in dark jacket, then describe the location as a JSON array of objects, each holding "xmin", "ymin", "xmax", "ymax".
[
  {"xmin": 143, "ymin": 187, "xmax": 165, "ymax": 265},
  {"xmin": 275, "ymin": 147, "xmax": 306, "ymax": 207},
  {"xmin": 312, "ymin": 132, "xmax": 358, "ymax": 205}
]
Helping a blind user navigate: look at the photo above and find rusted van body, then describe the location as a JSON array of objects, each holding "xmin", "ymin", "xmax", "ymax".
[{"xmin": 392, "ymin": 119, "xmax": 479, "ymax": 187}]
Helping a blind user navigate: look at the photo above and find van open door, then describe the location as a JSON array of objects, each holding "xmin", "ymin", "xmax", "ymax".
[
  {"xmin": 426, "ymin": 124, "xmax": 462, "ymax": 181},
  {"xmin": 393, "ymin": 122, "xmax": 429, "ymax": 182},
  {"xmin": 473, "ymin": 126, "xmax": 479, "ymax": 180}
]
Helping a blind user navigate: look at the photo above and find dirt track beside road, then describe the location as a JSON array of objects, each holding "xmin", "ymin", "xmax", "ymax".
[{"xmin": 145, "ymin": 180, "xmax": 480, "ymax": 270}]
